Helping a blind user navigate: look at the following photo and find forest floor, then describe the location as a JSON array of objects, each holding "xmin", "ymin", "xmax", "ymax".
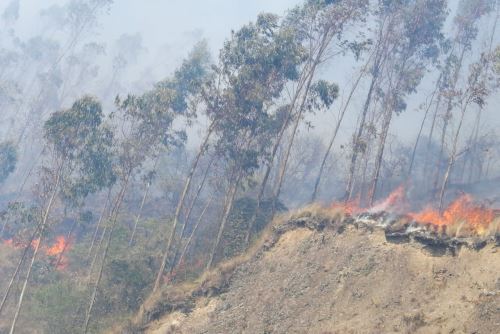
[{"xmin": 123, "ymin": 207, "xmax": 500, "ymax": 334}]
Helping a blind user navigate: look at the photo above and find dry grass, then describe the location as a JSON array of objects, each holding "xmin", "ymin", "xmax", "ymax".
[
  {"xmin": 114, "ymin": 203, "xmax": 499, "ymax": 333},
  {"xmin": 115, "ymin": 204, "xmax": 345, "ymax": 333}
]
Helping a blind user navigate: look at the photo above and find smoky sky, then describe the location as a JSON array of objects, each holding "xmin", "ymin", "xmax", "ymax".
[{"xmin": 2, "ymin": 0, "xmax": 499, "ymax": 149}]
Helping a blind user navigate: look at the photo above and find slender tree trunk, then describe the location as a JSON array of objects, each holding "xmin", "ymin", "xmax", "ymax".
[
  {"xmin": 9, "ymin": 165, "xmax": 62, "ymax": 334},
  {"xmin": 169, "ymin": 157, "xmax": 214, "ymax": 272},
  {"xmin": 433, "ymin": 48, "xmax": 466, "ymax": 196},
  {"xmin": 83, "ymin": 176, "xmax": 130, "ymax": 334},
  {"xmin": 129, "ymin": 156, "xmax": 161, "ymax": 246},
  {"xmin": 0, "ymin": 222, "xmax": 43, "ymax": 316},
  {"xmin": 206, "ymin": 173, "xmax": 241, "ymax": 270},
  {"xmin": 128, "ymin": 180, "xmax": 152, "ymax": 246},
  {"xmin": 439, "ymin": 92, "xmax": 472, "ymax": 211},
  {"xmin": 368, "ymin": 109, "xmax": 393, "ymax": 206},
  {"xmin": 244, "ymin": 116, "xmax": 291, "ymax": 245},
  {"xmin": 175, "ymin": 197, "xmax": 213, "ymax": 274},
  {"xmin": 344, "ymin": 73, "xmax": 378, "ymax": 201},
  {"xmin": 153, "ymin": 122, "xmax": 215, "ymax": 292},
  {"xmin": 422, "ymin": 95, "xmax": 442, "ymax": 183},
  {"xmin": 272, "ymin": 30, "xmax": 334, "ymax": 217},
  {"xmin": 311, "ymin": 60, "xmax": 369, "ymax": 202},
  {"xmin": 465, "ymin": 8, "xmax": 498, "ymax": 185},
  {"xmin": 87, "ymin": 190, "xmax": 111, "ymax": 258},
  {"xmin": 55, "ymin": 217, "xmax": 77, "ymax": 269},
  {"xmin": 87, "ymin": 221, "xmax": 108, "ymax": 280},
  {"xmin": 407, "ymin": 80, "xmax": 441, "ymax": 177},
  {"xmin": 244, "ymin": 29, "xmax": 318, "ymax": 245},
  {"xmin": 358, "ymin": 150, "xmax": 371, "ymax": 207}
]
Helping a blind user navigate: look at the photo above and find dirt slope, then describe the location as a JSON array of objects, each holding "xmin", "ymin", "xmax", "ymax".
[{"xmin": 132, "ymin": 209, "xmax": 500, "ymax": 334}]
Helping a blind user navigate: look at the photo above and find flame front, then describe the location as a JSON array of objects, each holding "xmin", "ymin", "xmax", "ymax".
[
  {"xmin": 46, "ymin": 236, "xmax": 68, "ymax": 256},
  {"xmin": 330, "ymin": 186, "xmax": 498, "ymax": 237},
  {"xmin": 409, "ymin": 194, "xmax": 495, "ymax": 236},
  {"xmin": 2, "ymin": 235, "xmax": 71, "ymax": 270}
]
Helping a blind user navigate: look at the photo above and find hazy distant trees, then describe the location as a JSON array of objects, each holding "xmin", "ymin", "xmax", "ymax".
[{"xmin": 0, "ymin": 142, "xmax": 17, "ymax": 185}]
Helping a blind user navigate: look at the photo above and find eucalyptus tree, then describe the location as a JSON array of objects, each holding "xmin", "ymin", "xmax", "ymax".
[
  {"xmin": 7, "ymin": 95, "xmax": 114, "ymax": 334},
  {"xmin": 462, "ymin": 3, "xmax": 498, "ymax": 184},
  {"xmin": 344, "ymin": 0, "xmax": 445, "ymax": 203},
  {"xmin": 84, "ymin": 44, "xmax": 210, "ymax": 332},
  {"xmin": 366, "ymin": 0, "xmax": 447, "ymax": 205},
  {"xmin": 438, "ymin": 47, "xmax": 500, "ymax": 210},
  {"xmin": 431, "ymin": 0, "xmax": 495, "ymax": 194},
  {"xmin": 204, "ymin": 12, "xmax": 315, "ymax": 270},
  {"xmin": 239, "ymin": 0, "xmax": 367, "ymax": 245},
  {"xmin": 152, "ymin": 13, "xmax": 306, "ymax": 289}
]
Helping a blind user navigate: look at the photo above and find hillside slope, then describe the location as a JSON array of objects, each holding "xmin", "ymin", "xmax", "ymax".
[{"xmin": 128, "ymin": 208, "xmax": 500, "ymax": 334}]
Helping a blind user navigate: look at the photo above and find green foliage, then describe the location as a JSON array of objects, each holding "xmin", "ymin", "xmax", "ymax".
[
  {"xmin": 159, "ymin": 40, "xmax": 212, "ymax": 114},
  {"xmin": 44, "ymin": 96, "xmax": 104, "ymax": 157},
  {"xmin": 44, "ymin": 96, "xmax": 116, "ymax": 206},
  {"xmin": 208, "ymin": 12, "xmax": 306, "ymax": 175},
  {"xmin": 0, "ymin": 201, "xmax": 38, "ymax": 239},
  {"xmin": 0, "ymin": 141, "xmax": 17, "ymax": 184},
  {"xmin": 30, "ymin": 280, "xmax": 87, "ymax": 334},
  {"xmin": 307, "ymin": 80, "xmax": 339, "ymax": 111},
  {"xmin": 114, "ymin": 42, "xmax": 211, "ymax": 175}
]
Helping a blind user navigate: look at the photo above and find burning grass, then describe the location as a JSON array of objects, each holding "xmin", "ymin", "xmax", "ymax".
[
  {"xmin": 329, "ymin": 187, "xmax": 499, "ymax": 238},
  {"xmin": 1, "ymin": 235, "xmax": 71, "ymax": 270}
]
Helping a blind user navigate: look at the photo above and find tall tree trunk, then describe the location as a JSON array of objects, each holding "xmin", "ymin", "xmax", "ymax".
[
  {"xmin": 464, "ymin": 8, "xmax": 498, "ymax": 184},
  {"xmin": 175, "ymin": 197, "xmax": 213, "ymax": 275},
  {"xmin": 0, "ymin": 222, "xmax": 43, "ymax": 316},
  {"xmin": 272, "ymin": 30, "xmax": 334, "ymax": 217},
  {"xmin": 9, "ymin": 165, "xmax": 62, "ymax": 334},
  {"xmin": 438, "ymin": 103, "xmax": 469, "ymax": 212},
  {"xmin": 128, "ymin": 180, "xmax": 152, "ymax": 246},
  {"xmin": 206, "ymin": 173, "xmax": 241, "ymax": 270},
  {"xmin": 344, "ymin": 73, "xmax": 378, "ymax": 201},
  {"xmin": 368, "ymin": 108, "xmax": 393, "ymax": 206},
  {"xmin": 129, "ymin": 156, "xmax": 161, "ymax": 246},
  {"xmin": 311, "ymin": 59, "xmax": 369, "ymax": 202},
  {"xmin": 244, "ymin": 30, "xmax": 324, "ymax": 245},
  {"xmin": 169, "ymin": 157, "xmax": 214, "ymax": 272},
  {"xmin": 407, "ymin": 79, "xmax": 441, "ymax": 177},
  {"xmin": 87, "ymin": 190, "xmax": 111, "ymax": 258},
  {"xmin": 244, "ymin": 116, "xmax": 291, "ymax": 245},
  {"xmin": 153, "ymin": 122, "xmax": 215, "ymax": 292},
  {"xmin": 422, "ymin": 95, "xmax": 442, "ymax": 186},
  {"xmin": 83, "ymin": 176, "xmax": 130, "ymax": 334},
  {"xmin": 433, "ymin": 48, "xmax": 466, "ymax": 196}
]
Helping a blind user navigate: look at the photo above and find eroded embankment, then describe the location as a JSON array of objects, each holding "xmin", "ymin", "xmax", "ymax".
[{"xmin": 119, "ymin": 207, "xmax": 500, "ymax": 334}]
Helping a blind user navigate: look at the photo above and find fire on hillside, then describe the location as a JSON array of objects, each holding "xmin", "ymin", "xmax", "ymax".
[
  {"xmin": 2, "ymin": 235, "xmax": 71, "ymax": 270},
  {"xmin": 331, "ymin": 186, "xmax": 499, "ymax": 239}
]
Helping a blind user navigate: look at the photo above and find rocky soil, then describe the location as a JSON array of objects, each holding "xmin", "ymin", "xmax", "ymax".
[{"xmin": 130, "ymin": 209, "xmax": 500, "ymax": 334}]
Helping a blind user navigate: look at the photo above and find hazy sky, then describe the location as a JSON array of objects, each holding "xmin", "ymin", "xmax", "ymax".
[{"xmin": 3, "ymin": 0, "xmax": 500, "ymax": 149}]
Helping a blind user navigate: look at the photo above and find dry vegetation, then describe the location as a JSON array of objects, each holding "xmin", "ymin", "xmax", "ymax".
[{"xmin": 118, "ymin": 207, "xmax": 499, "ymax": 333}]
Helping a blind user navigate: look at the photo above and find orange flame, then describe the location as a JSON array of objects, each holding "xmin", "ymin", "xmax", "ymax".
[
  {"xmin": 330, "ymin": 197, "xmax": 363, "ymax": 215},
  {"xmin": 330, "ymin": 186, "xmax": 497, "ymax": 236},
  {"xmin": 330, "ymin": 185, "xmax": 407, "ymax": 215},
  {"xmin": 46, "ymin": 236, "xmax": 68, "ymax": 256},
  {"xmin": 370, "ymin": 185, "xmax": 408, "ymax": 213},
  {"xmin": 409, "ymin": 194, "xmax": 495, "ymax": 235},
  {"xmin": 2, "ymin": 235, "xmax": 71, "ymax": 270}
]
